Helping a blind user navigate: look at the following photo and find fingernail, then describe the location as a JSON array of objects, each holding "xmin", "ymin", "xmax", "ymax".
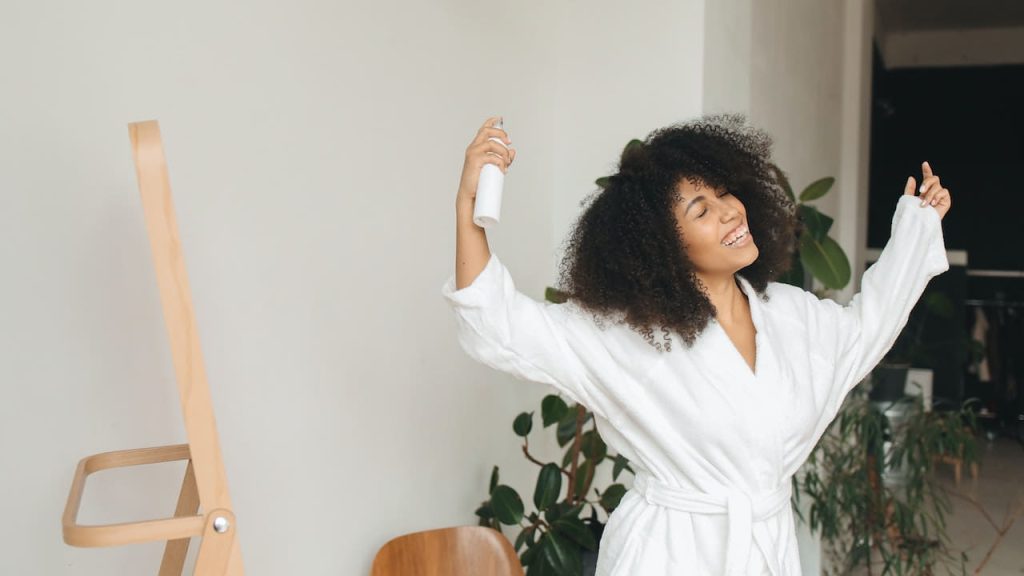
[
  {"xmin": 919, "ymin": 184, "xmax": 926, "ymax": 193},
  {"xmin": 921, "ymin": 199, "xmax": 927, "ymax": 206},
  {"xmin": 931, "ymin": 198, "xmax": 937, "ymax": 206}
]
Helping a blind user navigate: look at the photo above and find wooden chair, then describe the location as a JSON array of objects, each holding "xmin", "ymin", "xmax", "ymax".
[
  {"xmin": 370, "ymin": 526, "xmax": 524, "ymax": 576},
  {"xmin": 61, "ymin": 120, "xmax": 245, "ymax": 575}
]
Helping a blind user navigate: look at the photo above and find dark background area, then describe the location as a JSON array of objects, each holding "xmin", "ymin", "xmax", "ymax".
[
  {"xmin": 866, "ymin": 44, "xmax": 1023, "ymax": 422},
  {"xmin": 868, "ymin": 46, "xmax": 1023, "ymax": 275}
]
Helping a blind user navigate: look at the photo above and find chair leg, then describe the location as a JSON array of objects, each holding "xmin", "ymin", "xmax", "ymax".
[{"xmin": 159, "ymin": 460, "xmax": 200, "ymax": 576}]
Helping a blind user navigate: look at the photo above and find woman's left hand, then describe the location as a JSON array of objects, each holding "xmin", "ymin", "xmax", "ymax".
[{"xmin": 905, "ymin": 161, "xmax": 952, "ymax": 221}]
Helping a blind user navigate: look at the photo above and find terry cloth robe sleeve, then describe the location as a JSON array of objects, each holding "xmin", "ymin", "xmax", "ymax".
[
  {"xmin": 441, "ymin": 252, "xmax": 611, "ymax": 418},
  {"xmin": 805, "ymin": 194, "xmax": 949, "ymax": 426}
]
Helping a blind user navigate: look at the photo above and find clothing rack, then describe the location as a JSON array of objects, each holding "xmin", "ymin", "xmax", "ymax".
[
  {"xmin": 965, "ymin": 299, "xmax": 1024, "ymax": 308},
  {"xmin": 966, "ymin": 268, "xmax": 1024, "ymax": 279}
]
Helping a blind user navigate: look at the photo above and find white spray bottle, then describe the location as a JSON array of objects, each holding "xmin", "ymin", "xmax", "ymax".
[{"xmin": 473, "ymin": 118, "xmax": 508, "ymax": 228}]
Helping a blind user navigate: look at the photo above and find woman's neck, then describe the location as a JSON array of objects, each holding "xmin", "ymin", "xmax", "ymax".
[{"xmin": 699, "ymin": 273, "xmax": 748, "ymax": 325}]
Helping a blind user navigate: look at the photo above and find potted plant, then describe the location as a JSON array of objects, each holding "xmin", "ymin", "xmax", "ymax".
[{"xmin": 474, "ymin": 393, "xmax": 632, "ymax": 575}]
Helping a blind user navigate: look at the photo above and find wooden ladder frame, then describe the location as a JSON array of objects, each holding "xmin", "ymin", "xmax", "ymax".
[{"xmin": 62, "ymin": 120, "xmax": 245, "ymax": 575}]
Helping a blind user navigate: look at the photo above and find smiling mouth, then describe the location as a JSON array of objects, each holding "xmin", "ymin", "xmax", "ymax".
[{"xmin": 721, "ymin": 225, "xmax": 750, "ymax": 247}]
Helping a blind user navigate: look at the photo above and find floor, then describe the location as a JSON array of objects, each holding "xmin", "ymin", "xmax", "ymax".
[
  {"xmin": 940, "ymin": 435, "xmax": 1024, "ymax": 575},
  {"xmin": 845, "ymin": 435, "xmax": 1024, "ymax": 575}
]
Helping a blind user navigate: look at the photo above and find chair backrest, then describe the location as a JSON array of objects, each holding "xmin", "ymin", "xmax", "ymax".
[{"xmin": 370, "ymin": 526, "xmax": 524, "ymax": 576}]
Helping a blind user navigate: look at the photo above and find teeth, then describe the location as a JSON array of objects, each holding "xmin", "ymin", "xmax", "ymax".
[{"xmin": 723, "ymin": 226, "xmax": 748, "ymax": 246}]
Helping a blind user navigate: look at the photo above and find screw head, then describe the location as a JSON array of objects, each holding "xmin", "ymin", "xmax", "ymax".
[{"xmin": 213, "ymin": 516, "xmax": 230, "ymax": 534}]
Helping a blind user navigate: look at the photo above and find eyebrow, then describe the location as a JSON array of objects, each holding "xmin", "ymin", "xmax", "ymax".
[{"xmin": 683, "ymin": 195, "xmax": 707, "ymax": 215}]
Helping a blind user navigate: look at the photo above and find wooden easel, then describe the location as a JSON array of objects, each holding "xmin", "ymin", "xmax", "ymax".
[{"xmin": 62, "ymin": 120, "xmax": 245, "ymax": 575}]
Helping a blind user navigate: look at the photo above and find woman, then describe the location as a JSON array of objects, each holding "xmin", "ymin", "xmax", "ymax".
[{"xmin": 441, "ymin": 114, "xmax": 952, "ymax": 575}]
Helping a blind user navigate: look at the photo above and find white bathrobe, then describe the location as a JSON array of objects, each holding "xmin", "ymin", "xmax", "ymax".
[{"xmin": 441, "ymin": 194, "xmax": 949, "ymax": 575}]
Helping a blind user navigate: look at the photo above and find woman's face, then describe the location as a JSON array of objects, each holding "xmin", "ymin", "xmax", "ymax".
[{"xmin": 672, "ymin": 177, "xmax": 759, "ymax": 276}]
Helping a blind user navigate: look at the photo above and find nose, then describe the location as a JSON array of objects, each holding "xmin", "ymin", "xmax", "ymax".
[{"xmin": 720, "ymin": 203, "xmax": 740, "ymax": 222}]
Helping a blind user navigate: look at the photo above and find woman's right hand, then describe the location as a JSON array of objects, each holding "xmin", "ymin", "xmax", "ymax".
[{"xmin": 457, "ymin": 116, "xmax": 515, "ymax": 206}]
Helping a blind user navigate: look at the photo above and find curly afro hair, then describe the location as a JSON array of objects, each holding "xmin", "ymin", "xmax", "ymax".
[{"xmin": 556, "ymin": 112, "xmax": 800, "ymax": 352}]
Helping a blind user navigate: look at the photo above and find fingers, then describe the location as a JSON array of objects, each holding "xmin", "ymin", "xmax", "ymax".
[
  {"xmin": 469, "ymin": 116, "xmax": 516, "ymax": 173},
  {"xmin": 913, "ymin": 161, "xmax": 952, "ymax": 210},
  {"xmin": 475, "ymin": 117, "xmax": 511, "ymax": 146},
  {"xmin": 481, "ymin": 139, "xmax": 512, "ymax": 172},
  {"xmin": 904, "ymin": 175, "xmax": 917, "ymax": 196}
]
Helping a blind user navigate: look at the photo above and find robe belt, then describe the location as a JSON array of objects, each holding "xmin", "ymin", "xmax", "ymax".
[{"xmin": 632, "ymin": 471, "xmax": 791, "ymax": 576}]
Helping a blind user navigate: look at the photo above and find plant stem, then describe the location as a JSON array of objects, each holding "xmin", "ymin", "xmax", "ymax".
[
  {"xmin": 565, "ymin": 405, "xmax": 585, "ymax": 502},
  {"xmin": 521, "ymin": 437, "xmax": 572, "ymax": 479}
]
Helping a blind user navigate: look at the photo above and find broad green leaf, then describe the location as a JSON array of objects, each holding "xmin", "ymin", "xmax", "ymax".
[
  {"xmin": 797, "ymin": 204, "xmax": 834, "ymax": 240},
  {"xmin": 574, "ymin": 459, "xmax": 596, "ymax": 499},
  {"xmin": 552, "ymin": 515, "xmax": 598, "ymax": 551},
  {"xmin": 542, "ymin": 531, "xmax": 583, "ymax": 575},
  {"xmin": 556, "ymin": 407, "xmax": 580, "ymax": 447},
  {"xmin": 600, "ymin": 483, "xmax": 627, "ymax": 513},
  {"xmin": 491, "ymin": 485, "xmax": 525, "ymax": 525},
  {"xmin": 542, "ymin": 395, "xmax": 570, "ymax": 427},
  {"xmin": 513, "ymin": 411, "xmax": 533, "ymax": 437},
  {"xmin": 580, "ymin": 430, "xmax": 607, "ymax": 463},
  {"xmin": 612, "ymin": 454, "xmax": 633, "ymax": 481},
  {"xmin": 520, "ymin": 536, "xmax": 542, "ymax": 568},
  {"xmin": 799, "ymin": 232, "xmax": 851, "ymax": 290},
  {"xmin": 534, "ymin": 463, "xmax": 563, "ymax": 510},
  {"xmin": 799, "ymin": 176, "xmax": 835, "ymax": 202}
]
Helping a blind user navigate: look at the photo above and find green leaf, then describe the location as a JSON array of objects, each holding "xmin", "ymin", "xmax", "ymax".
[
  {"xmin": 580, "ymin": 430, "xmax": 607, "ymax": 463},
  {"xmin": 520, "ymin": 535, "xmax": 542, "ymax": 568},
  {"xmin": 612, "ymin": 454, "xmax": 634, "ymax": 481},
  {"xmin": 475, "ymin": 503, "xmax": 493, "ymax": 520},
  {"xmin": 490, "ymin": 485, "xmax": 525, "ymax": 525},
  {"xmin": 552, "ymin": 515, "xmax": 598, "ymax": 551},
  {"xmin": 574, "ymin": 459, "xmax": 596, "ymax": 499},
  {"xmin": 542, "ymin": 531, "xmax": 583, "ymax": 575},
  {"xmin": 562, "ymin": 445, "xmax": 577, "ymax": 469},
  {"xmin": 600, "ymin": 483, "xmax": 627, "ymax": 513},
  {"xmin": 489, "ymin": 465, "xmax": 499, "ymax": 495},
  {"xmin": 595, "ymin": 176, "xmax": 611, "ymax": 189},
  {"xmin": 799, "ymin": 176, "xmax": 835, "ymax": 202},
  {"xmin": 545, "ymin": 286, "xmax": 570, "ymax": 304},
  {"xmin": 514, "ymin": 527, "xmax": 530, "ymax": 552},
  {"xmin": 799, "ymin": 232, "xmax": 851, "ymax": 290},
  {"xmin": 534, "ymin": 463, "xmax": 563, "ymax": 510},
  {"xmin": 797, "ymin": 204, "xmax": 834, "ymax": 240},
  {"xmin": 556, "ymin": 407, "xmax": 580, "ymax": 447},
  {"xmin": 542, "ymin": 395, "xmax": 570, "ymax": 427},
  {"xmin": 513, "ymin": 411, "xmax": 533, "ymax": 437}
]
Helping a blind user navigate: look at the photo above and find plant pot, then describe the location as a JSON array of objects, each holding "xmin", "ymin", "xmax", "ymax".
[
  {"xmin": 870, "ymin": 364, "xmax": 910, "ymax": 402},
  {"xmin": 582, "ymin": 549, "xmax": 598, "ymax": 576}
]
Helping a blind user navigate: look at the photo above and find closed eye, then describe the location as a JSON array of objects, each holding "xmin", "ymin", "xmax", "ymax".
[{"xmin": 697, "ymin": 190, "xmax": 730, "ymax": 218}]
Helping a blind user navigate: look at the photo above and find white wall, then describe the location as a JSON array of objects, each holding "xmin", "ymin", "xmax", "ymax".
[{"xmin": 0, "ymin": 1, "xmax": 706, "ymax": 574}]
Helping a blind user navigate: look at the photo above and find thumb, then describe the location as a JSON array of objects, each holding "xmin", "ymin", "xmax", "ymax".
[{"xmin": 903, "ymin": 176, "xmax": 916, "ymax": 196}]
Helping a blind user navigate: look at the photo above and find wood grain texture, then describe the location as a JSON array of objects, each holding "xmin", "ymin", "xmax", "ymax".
[
  {"xmin": 370, "ymin": 526, "xmax": 525, "ymax": 576},
  {"xmin": 61, "ymin": 120, "xmax": 244, "ymax": 575}
]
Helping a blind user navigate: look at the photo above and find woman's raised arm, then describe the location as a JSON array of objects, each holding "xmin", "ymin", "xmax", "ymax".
[{"xmin": 455, "ymin": 116, "xmax": 514, "ymax": 289}]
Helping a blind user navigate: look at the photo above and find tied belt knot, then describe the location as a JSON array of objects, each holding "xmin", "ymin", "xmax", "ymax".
[{"xmin": 632, "ymin": 471, "xmax": 791, "ymax": 576}]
